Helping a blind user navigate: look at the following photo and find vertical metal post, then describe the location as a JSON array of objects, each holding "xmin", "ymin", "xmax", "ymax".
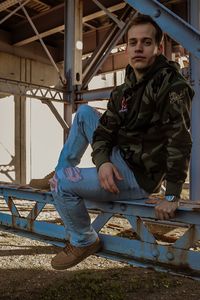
[
  {"xmin": 14, "ymin": 57, "xmax": 31, "ymax": 184},
  {"xmin": 15, "ymin": 95, "xmax": 26, "ymax": 184},
  {"xmin": 190, "ymin": 0, "xmax": 200, "ymax": 200},
  {"xmin": 63, "ymin": 0, "xmax": 83, "ymax": 140}
]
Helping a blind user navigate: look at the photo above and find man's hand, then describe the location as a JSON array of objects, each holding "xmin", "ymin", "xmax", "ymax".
[
  {"xmin": 155, "ymin": 199, "xmax": 179, "ymax": 220},
  {"xmin": 98, "ymin": 162, "xmax": 123, "ymax": 193}
]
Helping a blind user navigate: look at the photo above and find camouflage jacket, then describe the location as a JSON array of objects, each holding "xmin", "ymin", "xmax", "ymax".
[{"xmin": 92, "ymin": 54, "xmax": 194, "ymax": 197}]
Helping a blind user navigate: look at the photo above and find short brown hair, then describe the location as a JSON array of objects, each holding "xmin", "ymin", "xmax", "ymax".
[{"xmin": 127, "ymin": 14, "xmax": 163, "ymax": 45}]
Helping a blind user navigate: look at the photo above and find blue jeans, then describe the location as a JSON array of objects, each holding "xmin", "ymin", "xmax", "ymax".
[{"xmin": 51, "ymin": 105, "xmax": 148, "ymax": 247}]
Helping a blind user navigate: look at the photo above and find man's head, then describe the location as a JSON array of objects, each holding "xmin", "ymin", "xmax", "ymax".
[{"xmin": 126, "ymin": 15, "xmax": 164, "ymax": 80}]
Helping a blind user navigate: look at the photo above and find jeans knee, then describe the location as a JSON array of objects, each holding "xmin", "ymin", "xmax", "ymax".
[
  {"xmin": 76, "ymin": 104, "xmax": 99, "ymax": 122},
  {"xmin": 52, "ymin": 167, "xmax": 82, "ymax": 197}
]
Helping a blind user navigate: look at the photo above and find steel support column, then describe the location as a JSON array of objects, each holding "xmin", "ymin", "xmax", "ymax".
[
  {"xmin": 190, "ymin": 0, "xmax": 200, "ymax": 201},
  {"xmin": 63, "ymin": 0, "xmax": 83, "ymax": 139},
  {"xmin": 14, "ymin": 95, "xmax": 26, "ymax": 184}
]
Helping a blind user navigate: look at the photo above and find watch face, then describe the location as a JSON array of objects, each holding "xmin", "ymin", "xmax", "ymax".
[{"xmin": 165, "ymin": 195, "xmax": 176, "ymax": 202}]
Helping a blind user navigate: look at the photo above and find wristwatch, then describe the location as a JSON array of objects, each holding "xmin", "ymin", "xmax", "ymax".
[{"xmin": 165, "ymin": 195, "xmax": 179, "ymax": 202}]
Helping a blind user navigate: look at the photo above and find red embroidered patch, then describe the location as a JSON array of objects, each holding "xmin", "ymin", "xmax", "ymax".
[{"xmin": 119, "ymin": 97, "xmax": 128, "ymax": 113}]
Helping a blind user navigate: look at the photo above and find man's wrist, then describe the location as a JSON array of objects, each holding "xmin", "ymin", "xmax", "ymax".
[{"xmin": 165, "ymin": 195, "xmax": 180, "ymax": 202}]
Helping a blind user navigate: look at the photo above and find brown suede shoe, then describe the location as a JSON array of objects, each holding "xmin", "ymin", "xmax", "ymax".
[
  {"xmin": 51, "ymin": 238, "xmax": 102, "ymax": 270},
  {"xmin": 29, "ymin": 171, "xmax": 55, "ymax": 190}
]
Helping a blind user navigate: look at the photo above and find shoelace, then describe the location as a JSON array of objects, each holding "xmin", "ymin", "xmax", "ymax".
[{"xmin": 63, "ymin": 242, "xmax": 80, "ymax": 256}]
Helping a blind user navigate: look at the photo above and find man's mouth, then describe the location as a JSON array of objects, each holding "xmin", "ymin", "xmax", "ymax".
[{"xmin": 132, "ymin": 56, "xmax": 146, "ymax": 60}]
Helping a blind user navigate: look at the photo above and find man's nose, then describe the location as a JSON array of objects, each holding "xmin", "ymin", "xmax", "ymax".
[{"xmin": 135, "ymin": 42, "xmax": 143, "ymax": 51}]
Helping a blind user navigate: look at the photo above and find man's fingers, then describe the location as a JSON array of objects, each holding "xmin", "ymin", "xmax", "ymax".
[
  {"xmin": 155, "ymin": 201, "xmax": 178, "ymax": 220},
  {"xmin": 107, "ymin": 176, "xmax": 119, "ymax": 193},
  {"xmin": 98, "ymin": 162, "xmax": 120, "ymax": 193},
  {"xmin": 113, "ymin": 166, "xmax": 123, "ymax": 181},
  {"xmin": 99, "ymin": 175, "xmax": 118, "ymax": 193}
]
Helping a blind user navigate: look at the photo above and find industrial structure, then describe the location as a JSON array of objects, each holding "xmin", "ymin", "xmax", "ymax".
[{"xmin": 0, "ymin": 0, "xmax": 200, "ymax": 277}]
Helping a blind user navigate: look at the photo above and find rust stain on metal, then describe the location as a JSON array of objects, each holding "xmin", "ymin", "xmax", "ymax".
[
  {"xmin": 32, "ymin": 203, "xmax": 38, "ymax": 220},
  {"xmin": 136, "ymin": 217, "xmax": 142, "ymax": 239},
  {"xmin": 27, "ymin": 218, "xmax": 34, "ymax": 232},
  {"xmin": 188, "ymin": 225, "xmax": 196, "ymax": 249},
  {"xmin": 7, "ymin": 197, "xmax": 13, "ymax": 212}
]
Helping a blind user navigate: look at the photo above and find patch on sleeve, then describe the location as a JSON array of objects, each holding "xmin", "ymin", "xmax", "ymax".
[
  {"xmin": 63, "ymin": 167, "xmax": 83, "ymax": 182},
  {"xmin": 169, "ymin": 87, "xmax": 188, "ymax": 104}
]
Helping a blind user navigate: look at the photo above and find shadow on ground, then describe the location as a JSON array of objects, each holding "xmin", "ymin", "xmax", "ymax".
[{"xmin": 0, "ymin": 265, "xmax": 200, "ymax": 300}]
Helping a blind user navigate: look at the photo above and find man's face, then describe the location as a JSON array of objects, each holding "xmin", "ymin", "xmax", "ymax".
[{"xmin": 126, "ymin": 23, "xmax": 162, "ymax": 75}]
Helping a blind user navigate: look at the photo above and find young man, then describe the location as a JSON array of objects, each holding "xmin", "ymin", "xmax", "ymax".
[{"xmin": 50, "ymin": 15, "xmax": 194, "ymax": 270}]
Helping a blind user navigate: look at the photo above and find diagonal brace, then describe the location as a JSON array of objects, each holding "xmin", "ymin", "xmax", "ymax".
[
  {"xmin": 173, "ymin": 224, "xmax": 200, "ymax": 250},
  {"xmin": 4, "ymin": 195, "xmax": 20, "ymax": 217},
  {"xmin": 92, "ymin": 212, "xmax": 113, "ymax": 233},
  {"xmin": 126, "ymin": 215, "xmax": 157, "ymax": 243}
]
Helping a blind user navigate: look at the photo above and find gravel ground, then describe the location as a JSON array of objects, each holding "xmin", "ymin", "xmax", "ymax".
[{"xmin": 0, "ymin": 219, "xmax": 200, "ymax": 300}]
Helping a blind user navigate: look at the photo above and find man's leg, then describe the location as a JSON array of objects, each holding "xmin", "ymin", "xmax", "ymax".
[
  {"xmin": 51, "ymin": 147, "xmax": 148, "ymax": 270},
  {"xmin": 56, "ymin": 104, "xmax": 101, "ymax": 171},
  {"xmin": 29, "ymin": 105, "xmax": 101, "ymax": 189}
]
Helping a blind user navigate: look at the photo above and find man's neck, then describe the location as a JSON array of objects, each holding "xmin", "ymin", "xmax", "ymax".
[{"xmin": 134, "ymin": 68, "xmax": 149, "ymax": 81}]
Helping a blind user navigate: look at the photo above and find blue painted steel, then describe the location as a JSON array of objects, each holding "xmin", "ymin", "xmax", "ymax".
[
  {"xmin": 124, "ymin": 0, "xmax": 200, "ymax": 59},
  {"xmin": 100, "ymin": 234, "xmax": 200, "ymax": 273},
  {"xmin": 126, "ymin": 215, "xmax": 156, "ymax": 243},
  {"xmin": 0, "ymin": 212, "xmax": 66, "ymax": 240},
  {"xmin": 0, "ymin": 185, "xmax": 200, "ymax": 276},
  {"xmin": 79, "ymin": 87, "xmax": 113, "ymax": 102},
  {"xmin": 86, "ymin": 199, "xmax": 200, "ymax": 226},
  {"xmin": 92, "ymin": 212, "xmax": 113, "ymax": 232},
  {"xmin": 27, "ymin": 202, "xmax": 46, "ymax": 220},
  {"xmin": 173, "ymin": 225, "xmax": 200, "ymax": 250},
  {"xmin": 4, "ymin": 195, "xmax": 20, "ymax": 217},
  {"xmin": 189, "ymin": 0, "xmax": 200, "ymax": 201}
]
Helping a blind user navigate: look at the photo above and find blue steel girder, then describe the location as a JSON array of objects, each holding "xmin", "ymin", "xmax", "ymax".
[
  {"xmin": 124, "ymin": 0, "xmax": 200, "ymax": 59},
  {"xmin": 0, "ymin": 185, "xmax": 200, "ymax": 277}
]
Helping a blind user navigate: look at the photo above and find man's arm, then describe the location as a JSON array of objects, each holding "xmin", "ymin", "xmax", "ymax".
[
  {"xmin": 155, "ymin": 82, "xmax": 193, "ymax": 219},
  {"xmin": 92, "ymin": 93, "xmax": 123, "ymax": 193}
]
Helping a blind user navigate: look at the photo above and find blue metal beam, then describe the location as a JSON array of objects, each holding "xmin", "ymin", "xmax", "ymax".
[
  {"xmin": 189, "ymin": 0, "xmax": 200, "ymax": 201},
  {"xmin": 124, "ymin": 0, "xmax": 200, "ymax": 59},
  {"xmin": 1, "ymin": 185, "xmax": 200, "ymax": 277}
]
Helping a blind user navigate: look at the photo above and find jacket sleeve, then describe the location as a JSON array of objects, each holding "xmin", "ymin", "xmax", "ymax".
[
  {"xmin": 157, "ymin": 82, "xmax": 194, "ymax": 197},
  {"xmin": 91, "ymin": 92, "xmax": 121, "ymax": 170}
]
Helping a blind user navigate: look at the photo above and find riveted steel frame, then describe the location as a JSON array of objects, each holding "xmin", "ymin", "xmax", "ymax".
[
  {"xmin": 0, "ymin": 184, "xmax": 200, "ymax": 278},
  {"xmin": 189, "ymin": 0, "xmax": 200, "ymax": 201}
]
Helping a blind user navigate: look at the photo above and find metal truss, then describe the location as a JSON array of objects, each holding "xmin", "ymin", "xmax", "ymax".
[
  {"xmin": 0, "ymin": 184, "xmax": 200, "ymax": 278},
  {"xmin": 0, "ymin": 77, "xmax": 66, "ymax": 102},
  {"xmin": 82, "ymin": 4, "xmax": 134, "ymax": 89}
]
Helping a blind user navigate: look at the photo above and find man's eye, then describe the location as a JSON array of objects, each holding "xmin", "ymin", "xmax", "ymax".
[
  {"xmin": 129, "ymin": 41, "xmax": 136, "ymax": 46},
  {"xmin": 144, "ymin": 40, "xmax": 151, "ymax": 46}
]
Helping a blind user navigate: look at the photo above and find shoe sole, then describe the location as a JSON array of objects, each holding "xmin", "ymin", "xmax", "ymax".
[{"xmin": 51, "ymin": 242, "xmax": 102, "ymax": 271}]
